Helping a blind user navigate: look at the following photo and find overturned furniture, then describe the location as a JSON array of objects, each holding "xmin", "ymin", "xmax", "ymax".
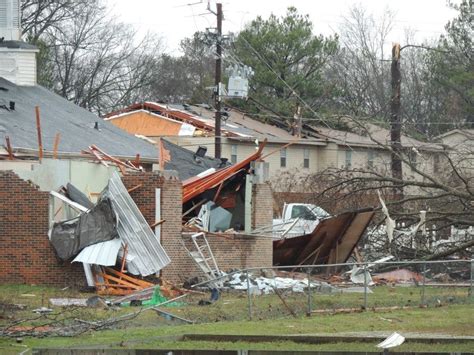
[{"xmin": 273, "ymin": 208, "xmax": 375, "ymax": 268}]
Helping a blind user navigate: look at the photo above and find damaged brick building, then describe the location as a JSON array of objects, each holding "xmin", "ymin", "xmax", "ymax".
[{"xmin": 0, "ymin": 158, "xmax": 273, "ymax": 287}]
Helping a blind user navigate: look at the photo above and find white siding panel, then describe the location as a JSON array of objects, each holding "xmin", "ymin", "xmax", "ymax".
[
  {"xmin": 0, "ymin": 50, "xmax": 36, "ymax": 85},
  {"xmin": 15, "ymin": 51, "xmax": 36, "ymax": 86}
]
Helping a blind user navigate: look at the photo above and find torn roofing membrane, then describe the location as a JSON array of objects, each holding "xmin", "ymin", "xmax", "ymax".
[
  {"xmin": 162, "ymin": 138, "xmax": 227, "ymax": 181},
  {"xmin": 49, "ymin": 197, "xmax": 118, "ymax": 260}
]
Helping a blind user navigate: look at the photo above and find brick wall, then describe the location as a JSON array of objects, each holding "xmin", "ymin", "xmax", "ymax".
[
  {"xmin": 0, "ymin": 170, "xmax": 274, "ymax": 287},
  {"xmin": 0, "ymin": 171, "xmax": 85, "ymax": 286},
  {"xmin": 252, "ymin": 183, "xmax": 273, "ymax": 228},
  {"xmin": 121, "ymin": 171, "xmax": 185, "ymax": 283},
  {"xmin": 123, "ymin": 174, "xmax": 273, "ymax": 284},
  {"xmin": 171, "ymin": 233, "xmax": 272, "ymax": 285}
]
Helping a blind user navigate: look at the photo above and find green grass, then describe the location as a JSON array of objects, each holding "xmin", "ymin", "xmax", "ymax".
[
  {"xmin": 1, "ymin": 284, "xmax": 473, "ymax": 352},
  {"xmin": 1, "ymin": 304, "xmax": 473, "ymax": 352}
]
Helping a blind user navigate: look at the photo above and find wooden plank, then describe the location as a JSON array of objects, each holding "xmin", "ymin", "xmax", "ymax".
[
  {"xmin": 50, "ymin": 191, "xmax": 89, "ymax": 212},
  {"xmin": 90, "ymin": 144, "xmax": 140, "ymax": 171},
  {"xmin": 150, "ymin": 219, "xmax": 166, "ymax": 228},
  {"xmin": 90, "ymin": 148, "xmax": 109, "ymax": 167},
  {"xmin": 35, "ymin": 106, "xmax": 43, "ymax": 161},
  {"xmin": 120, "ymin": 244, "xmax": 128, "ymax": 273},
  {"xmin": 98, "ymin": 273, "xmax": 144, "ymax": 290},
  {"xmin": 5, "ymin": 136, "xmax": 14, "ymax": 160},
  {"xmin": 53, "ymin": 133, "xmax": 60, "ymax": 159},
  {"xmin": 127, "ymin": 184, "xmax": 142, "ymax": 194},
  {"xmin": 183, "ymin": 199, "xmax": 207, "ymax": 217},
  {"xmin": 213, "ymin": 181, "xmax": 224, "ymax": 202},
  {"xmin": 104, "ymin": 267, "xmax": 154, "ymax": 288}
]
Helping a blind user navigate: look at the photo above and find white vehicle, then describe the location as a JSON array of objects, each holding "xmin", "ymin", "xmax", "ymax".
[{"xmin": 272, "ymin": 203, "xmax": 330, "ymax": 239}]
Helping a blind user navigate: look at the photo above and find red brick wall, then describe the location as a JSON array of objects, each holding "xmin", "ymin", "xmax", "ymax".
[
  {"xmin": 123, "ymin": 174, "xmax": 273, "ymax": 284},
  {"xmin": 171, "ymin": 233, "xmax": 273, "ymax": 284},
  {"xmin": 252, "ymin": 183, "xmax": 273, "ymax": 228},
  {"xmin": 122, "ymin": 171, "xmax": 184, "ymax": 283},
  {"xmin": 0, "ymin": 171, "xmax": 85, "ymax": 286},
  {"xmin": 0, "ymin": 170, "xmax": 274, "ymax": 287}
]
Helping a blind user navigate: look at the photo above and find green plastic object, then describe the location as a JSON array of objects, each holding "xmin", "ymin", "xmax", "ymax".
[
  {"xmin": 142, "ymin": 286, "xmax": 168, "ymax": 306},
  {"xmin": 119, "ymin": 286, "xmax": 185, "ymax": 307}
]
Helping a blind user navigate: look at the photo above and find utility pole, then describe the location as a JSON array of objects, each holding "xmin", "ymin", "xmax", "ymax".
[
  {"xmin": 214, "ymin": 3, "xmax": 223, "ymax": 159},
  {"xmin": 390, "ymin": 43, "xmax": 403, "ymax": 196}
]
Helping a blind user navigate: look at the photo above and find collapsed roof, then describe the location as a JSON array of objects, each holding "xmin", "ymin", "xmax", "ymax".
[
  {"xmin": 104, "ymin": 101, "xmax": 327, "ymax": 145},
  {"xmin": 273, "ymin": 208, "xmax": 375, "ymax": 267},
  {"xmin": 161, "ymin": 138, "xmax": 228, "ymax": 181}
]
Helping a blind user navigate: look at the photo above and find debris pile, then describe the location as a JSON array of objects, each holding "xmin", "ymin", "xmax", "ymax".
[
  {"xmin": 221, "ymin": 272, "xmax": 334, "ymax": 294},
  {"xmin": 49, "ymin": 172, "xmax": 171, "ymax": 295}
]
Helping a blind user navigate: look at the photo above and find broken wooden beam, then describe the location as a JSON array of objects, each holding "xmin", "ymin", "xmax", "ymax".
[
  {"xmin": 127, "ymin": 184, "xmax": 142, "ymax": 194},
  {"xmin": 53, "ymin": 133, "xmax": 60, "ymax": 159},
  {"xmin": 35, "ymin": 106, "xmax": 43, "ymax": 161},
  {"xmin": 5, "ymin": 136, "xmax": 14, "ymax": 160},
  {"xmin": 150, "ymin": 219, "xmax": 166, "ymax": 228},
  {"xmin": 90, "ymin": 144, "xmax": 140, "ymax": 171}
]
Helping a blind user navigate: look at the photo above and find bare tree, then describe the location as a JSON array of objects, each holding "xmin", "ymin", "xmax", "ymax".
[
  {"xmin": 326, "ymin": 5, "xmax": 394, "ymax": 118},
  {"xmin": 21, "ymin": 0, "xmax": 90, "ymax": 42},
  {"xmin": 21, "ymin": 0, "xmax": 163, "ymax": 114}
]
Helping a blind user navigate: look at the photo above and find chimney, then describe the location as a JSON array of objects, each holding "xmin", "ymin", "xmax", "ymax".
[{"xmin": 0, "ymin": 0, "xmax": 39, "ymax": 86}]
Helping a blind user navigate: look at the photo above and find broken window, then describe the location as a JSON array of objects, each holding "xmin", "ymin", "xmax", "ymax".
[
  {"xmin": 280, "ymin": 147, "xmax": 287, "ymax": 168},
  {"xmin": 303, "ymin": 148, "xmax": 310, "ymax": 169}
]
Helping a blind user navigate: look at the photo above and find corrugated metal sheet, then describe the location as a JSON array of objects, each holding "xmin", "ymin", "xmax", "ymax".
[
  {"xmin": 182, "ymin": 141, "xmax": 266, "ymax": 203},
  {"xmin": 72, "ymin": 238, "xmax": 122, "ymax": 266},
  {"xmin": 105, "ymin": 172, "xmax": 171, "ymax": 276}
]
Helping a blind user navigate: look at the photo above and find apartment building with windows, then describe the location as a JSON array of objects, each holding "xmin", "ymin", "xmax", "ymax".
[{"xmin": 103, "ymin": 103, "xmax": 441, "ymax": 191}]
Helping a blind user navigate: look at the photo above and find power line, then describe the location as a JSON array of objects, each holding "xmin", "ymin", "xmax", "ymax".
[{"xmin": 215, "ymin": 105, "xmax": 466, "ymax": 125}]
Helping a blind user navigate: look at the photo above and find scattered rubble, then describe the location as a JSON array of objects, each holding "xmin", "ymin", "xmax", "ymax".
[
  {"xmin": 373, "ymin": 269, "xmax": 424, "ymax": 284},
  {"xmin": 222, "ymin": 272, "xmax": 327, "ymax": 294}
]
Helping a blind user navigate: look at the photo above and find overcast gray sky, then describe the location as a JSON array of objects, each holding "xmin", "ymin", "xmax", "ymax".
[{"xmin": 107, "ymin": 0, "xmax": 458, "ymax": 55}]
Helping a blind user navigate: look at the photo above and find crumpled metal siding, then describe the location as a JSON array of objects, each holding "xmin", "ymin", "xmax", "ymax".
[
  {"xmin": 72, "ymin": 238, "xmax": 122, "ymax": 266},
  {"xmin": 104, "ymin": 172, "xmax": 171, "ymax": 276}
]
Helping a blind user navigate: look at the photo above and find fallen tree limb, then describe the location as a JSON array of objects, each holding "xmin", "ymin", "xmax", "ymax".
[{"xmin": 424, "ymin": 239, "xmax": 474, "ymax": 260}]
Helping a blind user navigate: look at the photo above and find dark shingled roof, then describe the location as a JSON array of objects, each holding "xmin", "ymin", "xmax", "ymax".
[
  {"xmin": 0, "ymin": 78, "xmax": 159, "ymax": 160},
  {"xmin": 0, "ymin": 40, "xmax": 38, "ymax": 50},
  {"xmin": 162, "ymin": 138, "xmax": 228, "ymax": 180}
]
